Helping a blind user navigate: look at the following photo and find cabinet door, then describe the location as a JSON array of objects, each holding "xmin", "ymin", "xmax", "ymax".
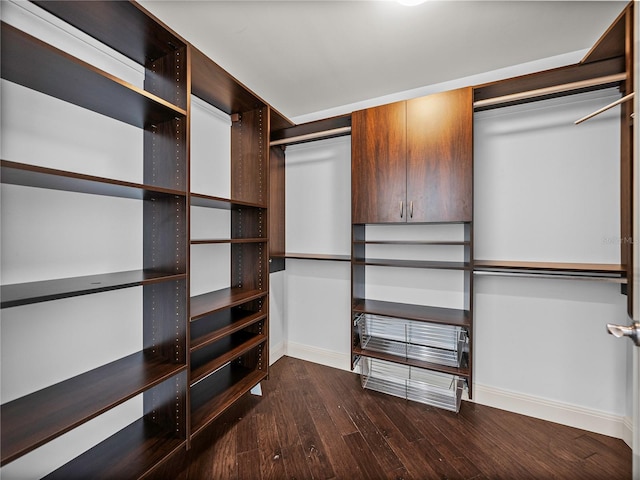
[
  {"xmin": 352, "ymin": 101, "xmax": 407, "ymax": 224},
  {"xmin": 406, "ymin": 87, "xmax": 473, "ymax": 223}
]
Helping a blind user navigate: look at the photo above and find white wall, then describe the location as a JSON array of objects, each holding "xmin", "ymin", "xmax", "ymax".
[
  {"xmin": 269, "ymin": 137, "xmax": 352, "ymax": 369},
  {"xmin": 472, "ymin": 89, "xmax": 629, "ymax": 440}
]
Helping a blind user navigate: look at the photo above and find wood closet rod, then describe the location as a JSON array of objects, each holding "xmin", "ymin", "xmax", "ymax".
[
  {"xmin": 473, "ymin": 73, "xmax": 627, "ymax": 109},
  {"xmin": 269, "ymin": 126, "xmax": 351, "ymax": 146},
  {"xmin": 575, "ymin": 91, "xmax": 635, "ymax": 124}
]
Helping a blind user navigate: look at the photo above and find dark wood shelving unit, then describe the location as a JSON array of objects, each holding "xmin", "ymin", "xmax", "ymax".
[
  {"xmin": 350, "ymin": 88, "xmax": 474, "ymax": 410},
  {"xmin": 43, "ymin": 416, "xmax": 186, "ymax": 480},
  {"xmin": 1, "ymin": 2, "xmax": 192, "ymax": 477},
  {"xmin": 190, "ymin": 333, "xmax": 267, "ymax": 384},
  {"xmin": 1, "ymin": 353, "xmax": 187, "ymax": 465},
  {"xmin": 351, "ymin": 221, "xmax": 474, "ymax": 408},
  {"xmin": 186, "ymin": 31, "xmax": 274, "ymax": 448},
  {"xmin": 189, "ymin": 364, "xmax": 267, "ymax": 438},
  {"xmin": 2, "ymin": 0, "xmax": 282, "ymax": 474},
  {"xmin": 191, "ymin": 311, "xmax": 266, "ymax": 351}
]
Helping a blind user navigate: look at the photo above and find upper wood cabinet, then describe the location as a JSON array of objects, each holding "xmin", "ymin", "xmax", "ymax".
[
  {"xmin": 352, "ymin": 101, "xmax": 407, "ymax": 223},
  {"xmin": 352, "ymin": 87, "xmax": 473, "ymax": 224}
]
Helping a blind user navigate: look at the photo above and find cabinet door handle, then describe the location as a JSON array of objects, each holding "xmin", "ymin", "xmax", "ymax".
[
  {"xmin": 410, "ymin": 201, "xmax": 414, "ymax": 219},
  {"xmin": 400, "ymin": 201, "xmax": 404, "ymax": 218}
]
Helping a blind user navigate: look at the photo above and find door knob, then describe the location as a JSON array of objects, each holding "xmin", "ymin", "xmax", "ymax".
[{"xmin": 606, "ymin": 322, "xmax": 640, "ymax": 346}]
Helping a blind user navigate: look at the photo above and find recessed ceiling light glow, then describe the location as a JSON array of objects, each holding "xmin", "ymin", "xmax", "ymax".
[{"xmin": 396, "ymin": 0, "xmax": 428, "ymax": 6}]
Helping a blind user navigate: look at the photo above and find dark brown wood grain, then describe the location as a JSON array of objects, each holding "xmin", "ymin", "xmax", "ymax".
[
  {"xmin": 190, "ymin": 288, "xmax": 267, "ymax": 321},
  {"xmin": 149, "ymin": 356, "xmax": 632, "ymax": 480},
  {"xmin": 32, "ymin": 1, "xmax": 187, "ymax": 65},
  {"xmin": 44, "ymin": 418, "xmax": 186, "ymax": 480},
  {"xmin": 231, "ymin": 107, "xmax": 269, "ymax": 206},
  {"xmin": 270, "ymin": 113, "xmax": 351, "ymax": 146},
  {"xmin": 353, "ymin": 299, "xmax": 470, "ymax": 327},
  {"xmin": 407, "ymin": 87, "xmax": 473, "ymax": 223},
  {"xmin": 581, "ymin": 2, "xmax": 628, "ymax": 64},
  {"xmin": 269, "ymin": 145, "xmax": 286, "ymax": 258},
  {"xmin": 0, "ymin": 270, "xmax": 186, "ymax": 309},
  {"xmin": 190, "ymin": 46, "xmax": 266, "ymax": 115},
  {"xmin": 473, "ymin": 57, "xmax": 625, "ymax": 109},
  {"xmin": 1, "ymin": 353, "xmax": 187, "ymax": 465},
  {"xmin": 619, "ymin": 3, "xmax": 634, "ymax": 317},
  {"xmin": 352, "ymin": 101, "xmax": 407, "ymax": 224},
  {"xmin": 0, "ymin": 23, "xmax": 186, "ymax": 128}
]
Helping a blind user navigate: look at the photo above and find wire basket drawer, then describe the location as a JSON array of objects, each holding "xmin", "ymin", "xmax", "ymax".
[
  {"xmin": 360, "ymin": 357, "xmax": 463, "ymax": 412},
  {"xmin": 355, "ymin": 313, "xmax": 468, "ymax": 368}
]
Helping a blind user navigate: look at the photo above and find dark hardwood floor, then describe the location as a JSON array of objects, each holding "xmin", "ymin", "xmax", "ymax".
[{"xmin": 151, "ymin": 356, "xmax": 632, "ymax": 480}]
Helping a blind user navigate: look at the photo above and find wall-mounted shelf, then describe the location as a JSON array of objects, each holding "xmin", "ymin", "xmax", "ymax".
[
  {"xmin": 190, "ymin": 288, "xmax": 267, "ymax": 321},
  {"xmin": 1, "ymin": 270, "xmax": 186, "ymax": 309},
  {"xmin": 190, "ymin": 193, "xmax": 266, "ymax": 210},
  {"xmin": 1, "ymin": 353, "xmax": 186, "ymax": 465},
  {"xmin": 474, "ymin": 260, "xmax": 626, "ymax": 282},
  {"xmin": 353, "ymin": 299, "xmax": 471, "ymax": 328},
  {"xmin": 282, "ymin": 253, "xmax": 351, "ymax": 262},
  {"xmin": 191, "ymin": 238, "xmax": 267, "ymax": 245},
  {"xmin": 43, "ymin": 416, "xmax": 186, "ymax": 480},
  {"xmin": 1, "ymin": 23, "xmax": 186, "ymax": 129},
  {"xmin": 353, "ymin": 258, "xmax": 470, "ymax": 270},
  {"xmin": 0, "ymin": 161, "xmax": 187, "ymax": 199}
]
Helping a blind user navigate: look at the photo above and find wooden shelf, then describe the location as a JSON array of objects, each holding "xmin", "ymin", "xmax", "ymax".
[
  {"xmin": 474, "ymin": 260, "xmax": 625, "ymax": 276},
  {"xmin": 581, "ymin": 3, "xmax": 629, "ymax": 64},
  {"xmin": 353, "ymin": 346, "xmax": 470, "ymax": 379},
  {"xmin": 190, "ymin": 334, "xmax": 267, "ymax": 385},
  {"xmin": 1, "ymin": 270, "xmax": 187, "ymax": 309},
  {"xmin": 44, "ymin": 418, "xmax": 185, "ymax": 480},
  {"xmin": 190, "ymin": 287, "xmax": 267, "ymax": 321},
  {"xmin": 190, "ymin": 192, "xmax": 266, "ymax": 210},
  {"xmin": 283, "ymin": 253, "xmax": 351, "ymax": 262},
  {"xmin": 191, "ymin": 238, "xmax": 266, "ymax": 245},
  {"xmin": 191, "ymin": 311, "xmax": 266, "ymax": 351},
  {"xmin": 32, "ymin": 1, "xmax": 187, "ymax": 68},
  {"xmin": 353, "ymin": 299, "xmax": 471, "ymax": 328},
  {"xmin": 0, "ymin": 352, "xmax": 186, "ymax": 465},
  {"xmin": 353, "ymin": 258, "xmax": 470, "ymax": 270},
  {"xmin": 0, "ymin": 160, "xmax": 187, "ymax": 199},
  {"xmin": 354, "ymin": 240, "xmax": 469, "ymax": 246},
  {"xmin": 270, "ymin": 113, "xmax": 351, "ymax": 146},
  {"xmin": 190, "ymin": 46, "xmax": 266, "ymax": 116},
  {"xmin": 1, "ymin": 22, "xmax": 186, "ymax": 129},
  {"xmin": 190, "ymin": 364, "xmax": 267, "ymax": 439}
]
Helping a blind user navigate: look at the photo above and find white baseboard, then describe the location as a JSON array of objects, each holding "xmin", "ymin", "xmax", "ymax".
[
  {"xmin": 283, "ymin": 341, "xmax": 352, "ymax": 372},
  {"xmin": 473, "ymin": 383, "xmax": 632, "ymax": 445},
  {"xmin": 269, "ymin": 341, "xmax": 286, "ymax": 366}
]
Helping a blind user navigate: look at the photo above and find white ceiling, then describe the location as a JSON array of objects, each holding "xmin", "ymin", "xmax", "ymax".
[{"xmin": 139, "ymin": 0, "xmax": 627, "ymax": 121}]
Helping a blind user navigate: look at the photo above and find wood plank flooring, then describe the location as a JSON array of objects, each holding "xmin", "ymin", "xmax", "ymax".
[{"xmin": 150, "ymin": 356, "xmax": 632, "ymax": 479}]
